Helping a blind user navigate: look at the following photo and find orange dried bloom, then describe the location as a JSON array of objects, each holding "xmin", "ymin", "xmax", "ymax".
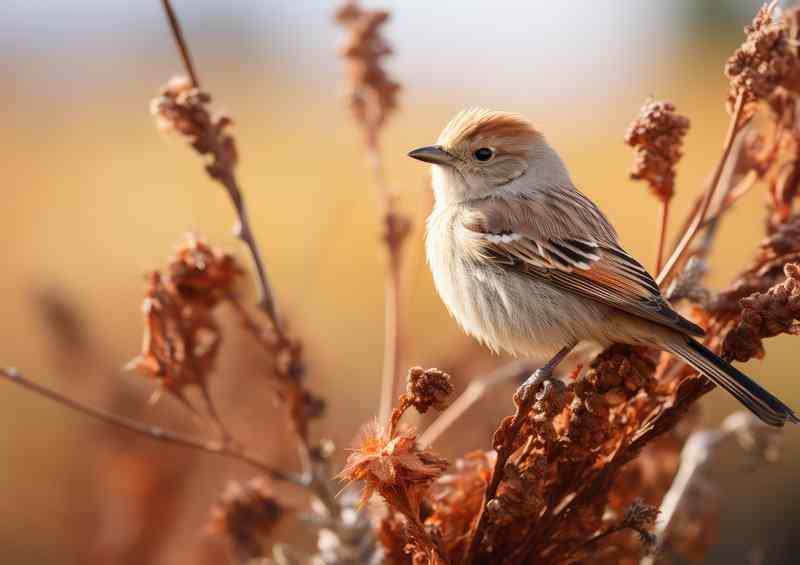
[
  {"xmin": 128, "ymin": 271, "xmax": 220, "ymax": 396},
  {"xmin": 166, "ymin": 234, "xmax": 242, "ymax": 307},
  {"xmin": 150, "ymin": 76, "xmax": 238, "ymax": 183},
  {"xmin": 209, "ymin": 477, "xmax": 283, "ymax": 561},
  {"xmin": 335, "ymin": 1, "xmax": 400, "ymax": 144},
  {"xmin": 625, "ymin": 98, "xmax": 690, "ymax": 201},
  {"xmin": 406, "ymin": 367, "xmax": 453, "ymax": 413},
  {"xmin": 725, "ymin": 3, "xmax": 800, "ymax": 110},
  {"xmin": 339, "ymin": 422, "xmax": 448, "ymax": 509}
]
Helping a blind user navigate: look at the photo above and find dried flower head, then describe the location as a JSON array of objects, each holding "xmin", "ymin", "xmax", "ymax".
[
  {"xmin": 335, "ymin": 1, "xmax": 400, "ymax": 144},
  {"xmin": 723, "ymin": 262, "xmax": 800, "ymax": 361},
  {"xmin": 339, "ymin": 423, "xmax": 448, "ymax": 510},
  {"xmin": 625, "ymin": 98, "xmax": 690, "ymax": 201},
  {"xmin": 128, "ymin": 271, "xmax": 220, "ymax": 396},
  {"xmin": 725, "ymin": 2, "xmax": 800, "ymax": 110},
  {"xmin": 167, "ymin": 234, "xmax": 242, "ymax": 307},
  {"xmin": 151, "ymin": 76, "xmax": 238, "ymax": 182},
  {"xmin": 406, "ymin": 367, "xmax": 454, "ymax": 413},
  {"xmin": 209, "ymin": 477, "xmax": 283, "ymax": 561}
]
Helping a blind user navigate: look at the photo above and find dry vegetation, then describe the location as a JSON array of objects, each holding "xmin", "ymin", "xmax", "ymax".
[{"xmin": 1, "ymin": 1, "xmax": 799, "ymax": 564}]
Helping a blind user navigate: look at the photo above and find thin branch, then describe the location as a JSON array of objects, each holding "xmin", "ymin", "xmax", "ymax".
[
  {"xmin": 369, "ymin": 144, "xmax": 408, "ymax": 425},
  {"xmin": 655, "ymin": 199, "xmax": 670, "ymax": 273},
  {"xmin": 419, "ymin": 361, "xmax": 532, "ymax": 447},
  {"xmin": 0, "ymin": 367, "xmax": 302, "ymax": 485},
  {"xmin": 657, "ymin": 92, "xmax": 746, "ymax": 286},
  {"xmin": 159, "ymin": 0, "xmax": 283, "ymax": 339},
  {"xmin": 160, "ymin": 0, "xmax": 200, "ymax": 88}
]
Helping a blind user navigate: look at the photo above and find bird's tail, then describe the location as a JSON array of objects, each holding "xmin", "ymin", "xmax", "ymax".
[{"xmin": 666, "ymin": 337, "xmax": 798, "ymax": 427}]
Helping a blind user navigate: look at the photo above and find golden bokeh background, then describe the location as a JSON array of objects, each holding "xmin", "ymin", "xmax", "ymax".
[{"xmin": 0, "ymin": 1, "xmax": 797, "ymax": 563}]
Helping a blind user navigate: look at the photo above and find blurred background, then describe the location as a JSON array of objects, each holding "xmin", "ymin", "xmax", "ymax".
[{"xmin": 1, "ymin": 1, "xmax": 798, "ymax": 563}]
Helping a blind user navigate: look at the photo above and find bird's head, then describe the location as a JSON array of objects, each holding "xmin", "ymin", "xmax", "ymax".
[{"xmin": 408, "ymin": 108, "xmax": 570, "ymax": 204}]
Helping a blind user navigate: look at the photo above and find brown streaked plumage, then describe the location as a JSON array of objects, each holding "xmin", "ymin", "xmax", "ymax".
[{"xmin": 410, "ymin": 108, "xmax": 798, "ymax": 427}]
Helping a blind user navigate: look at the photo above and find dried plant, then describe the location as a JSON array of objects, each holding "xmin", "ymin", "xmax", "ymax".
[
  {"xmin": 336, "ymin": 0, "xmax": 411, "ymax": 423},
  {"xmin": 1, "ymin": 2, "xmax": 798, "ymax": 565},
  {"xmin": 625, "ymin": 98, "xmax": 690, "ymax": 272}
]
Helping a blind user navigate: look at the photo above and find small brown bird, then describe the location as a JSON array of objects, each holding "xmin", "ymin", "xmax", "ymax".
[{"xmin": 409, "ymin": 108, "xmax": 797, "ymax": 427}]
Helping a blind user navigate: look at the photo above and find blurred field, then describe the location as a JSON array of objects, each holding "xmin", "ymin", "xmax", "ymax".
[{"xmin": 0, "ymin": 1, "xmax": 798, "ymax": 563}]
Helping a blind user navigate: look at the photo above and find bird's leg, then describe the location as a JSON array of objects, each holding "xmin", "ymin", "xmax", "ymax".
[{"xmin": 516, "ymin": 342, "xmax": 576, "ymax": 403}]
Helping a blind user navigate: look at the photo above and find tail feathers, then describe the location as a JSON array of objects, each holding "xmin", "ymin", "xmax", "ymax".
[{"xmin": 670, "ymin": 338, "xmax": 799, "ymax": 427}]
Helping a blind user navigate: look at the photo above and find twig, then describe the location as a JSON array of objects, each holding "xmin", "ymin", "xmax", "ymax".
[
  {"xmin": 369, "ymin": 144, "xmax": 408, "ymax": 425},
  {"xmin": 0, "ymin": 367, "xmax": 301, "ymax": 485},
  {"xmin": 160, "ymin": 0, "xmax": 283, "ymax": 339},
  {"xmin": 419, "ymin": 361, "xmax": 533, "ymax": 447},
  {"xmin": 655, "ymin": 199, "xmax": 670, "ymax": 273},
  {"xmin": 160, "ymin": 0, "xmax": 200, "ymax": 88},
  {"xmin": 155, "ymin": 2, "xmax": 348, "ymax": 526},
  {"xmin": 657, "ymin": 92, "xmax": 746, "ymax": 286}
]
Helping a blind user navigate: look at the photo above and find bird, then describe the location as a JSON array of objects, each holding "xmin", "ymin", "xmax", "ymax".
[{"xmin": 408, "ymin": 107, "xmax": 798, "ymax": 427}]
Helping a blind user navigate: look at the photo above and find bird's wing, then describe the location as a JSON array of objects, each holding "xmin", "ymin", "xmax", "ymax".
[{"xmin": 460, "ymin": 197, "xmax": 705, "ymax": 337}]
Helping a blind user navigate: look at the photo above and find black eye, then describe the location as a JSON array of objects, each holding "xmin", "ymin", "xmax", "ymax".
[{"xmin": 474, "ymin": 147, "xmax": 494, "ymax": 161}]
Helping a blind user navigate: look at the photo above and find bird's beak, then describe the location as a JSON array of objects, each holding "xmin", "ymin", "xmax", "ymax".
[{"xmin": 407, "ymin": 145, "xmax": 455, "ymax": 165}]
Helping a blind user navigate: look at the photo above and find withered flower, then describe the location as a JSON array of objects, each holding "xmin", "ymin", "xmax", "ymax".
[
  {"xmin": 339, "ymin": 422, "xmax": 448, "ymax": 510},
  {"xmin": 335, "ymin": 1, "xmax": 401, "ymax": 144},
  {"xmin": 151, "ymin": 76, "xmax": 238, "ymax": 183},
  {"xmin": 406, "ymin": 367, "xmax": 453, "ymax": 413},
  {"xmin": 625, "ymin": 98, "xmax": 690, "ymax": 201},
  {"xmin": 723, "ymin": 262, "xmax": 800, "ymax": 361},
  {"xmin": 128, "ymin": 271, "xmax": 220, "ymax": 397},
  {"xmin": 167, "ymin": 234, "xmax": 242, "ymax": 307},
  {"xmin": 209, "ymin": 477, "xmax": 283, "ymax": 561},
  {"xmin": 725, "ymin": 2, "xmax": 800, "ymax": 110}
]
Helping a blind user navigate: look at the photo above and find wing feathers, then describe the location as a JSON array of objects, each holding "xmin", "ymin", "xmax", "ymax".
[{"xmin": 474, "ymin": 227, "xmax": 704, "ymax": 337}]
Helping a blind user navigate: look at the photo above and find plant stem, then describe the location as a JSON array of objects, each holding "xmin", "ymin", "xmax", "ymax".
[
  {"xmin": 0, "ymin": 367, "xmax": 302, "ymax": 485},
  {"xmin": 367, "ymin": 143, "xmax": 407, "ymax": 424},
  {"xmin": 657, "ymin": 92, "xmax": 746, "ymax": 286},
  {"xmin": 160, "ymin": 0, "xmax": 200, "ymax": 88},
  {"xmin": 655, "ymin": 199, "xmax": 670, "ymax": 274}
]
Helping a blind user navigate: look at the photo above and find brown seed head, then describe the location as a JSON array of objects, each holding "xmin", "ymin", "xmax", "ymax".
[
  {"xmin": 725, "ymin": 3, "xmax": 800, "ymax": 110},
  {"xmin": 151, "ymin": 76, "xmax": 238, "ymax": 182},
  {"xmin": 625, "ymin": 98, "xmax": 690, "ymax": 201},
  {"xmin": 406, "ymin": 367, "xmax": 454, "ymax": 413},
  {"xmin": 335, "ymin": 1, "xmax": 400, "ymax": 143},
  {"xmin": 723, "ymin": 262, "xmax": 800, "ymax": 361}
]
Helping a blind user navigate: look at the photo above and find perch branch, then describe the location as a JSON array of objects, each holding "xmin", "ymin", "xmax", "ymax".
[{"xmin": 0, "ymin": 367, "xmax": 301, "ymax": 485}]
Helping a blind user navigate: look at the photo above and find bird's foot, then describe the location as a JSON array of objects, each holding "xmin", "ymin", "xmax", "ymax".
[{"xmin": 514, "ymin": 367, "xmax": 551, "ymax": 406}]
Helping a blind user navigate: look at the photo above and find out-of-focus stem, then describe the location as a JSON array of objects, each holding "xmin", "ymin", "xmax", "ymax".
[
  {"xmin": 0, "ymin": 367, "xmax": 302, "ymax": 485},
  {"xmin": 367, "ymin": 142, "xmax": 407, "ymax": 425},
  {"xmin": 160, "ymin": 0, "xmax": 200, "ymax": 88},
  {"xmin": 655, "ymin": 199, "xmax": 670, "ymax": 273},
  {"xmin": 657, "ymin": 92, "xmax": 746, "ymax": 286}
]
